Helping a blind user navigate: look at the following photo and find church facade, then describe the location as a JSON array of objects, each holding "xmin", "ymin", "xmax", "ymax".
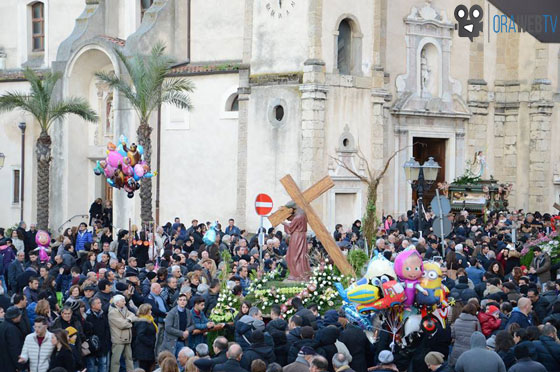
[{"xmin": 0, "ymin": 0, "xmax": 559, "ymax": 233}]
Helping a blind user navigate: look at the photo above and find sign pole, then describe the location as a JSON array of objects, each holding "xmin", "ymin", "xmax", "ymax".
[
  {"xmin": 259, "ymin": 215, "xmax": 264, "ymax": 271},
  {"xmin": 435, "ymin": 189, "xmax": 447, "ymax": 258}
]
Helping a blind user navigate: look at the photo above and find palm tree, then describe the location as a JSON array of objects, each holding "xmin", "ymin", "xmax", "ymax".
[
  {"xmin": 95, "ymin": 42, "xmax": 194, "ymax": 224},
  {"xmin": 0, "ymin": 68, "xmax": 98, "ymax": 231}
]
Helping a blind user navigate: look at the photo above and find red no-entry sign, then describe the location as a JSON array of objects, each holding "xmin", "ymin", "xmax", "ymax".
[{"xmin": 255, "ymin": 193, "xmax": 273, "ymax": 216}]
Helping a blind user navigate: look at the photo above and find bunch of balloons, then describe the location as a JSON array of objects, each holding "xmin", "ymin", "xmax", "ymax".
[
  {"xmin": 93, "ymin": 135, "xmax": 157, "ymax": 198},
  {"xmin": 335, "ymin": 247, "xmax": 451, "ymax": 349}
]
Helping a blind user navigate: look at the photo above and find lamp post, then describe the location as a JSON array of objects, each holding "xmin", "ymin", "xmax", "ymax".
[
  {"xmin": 404, "ymin": 156, "xmax": 440, "ymax": 238},
  {"xmin": 18, "ymin": 122, "xmax": 26, "ymax": 222}
]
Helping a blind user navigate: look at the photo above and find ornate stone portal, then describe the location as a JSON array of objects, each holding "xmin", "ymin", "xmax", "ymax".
[{"xmin": 393, "ymin": 1, "xmax": 468, "ymax": 116}]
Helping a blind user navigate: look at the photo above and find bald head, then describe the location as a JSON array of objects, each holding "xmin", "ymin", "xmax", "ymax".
[
  {"xmin": 151, "ymin": 283, "xmax": 161, "ymax": 295},
  {"xmin": 518, "ymin": 297, "xmax": 532, "ymax": 315},
  {"xmin": 227, "ymin": 344, "xmax": 243, "ymax": 361}
]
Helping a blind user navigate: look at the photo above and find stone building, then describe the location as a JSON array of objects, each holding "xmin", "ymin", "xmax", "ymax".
[{"xmin": 0, "ymin": 0, "xmax": 559, "ymax": 233}]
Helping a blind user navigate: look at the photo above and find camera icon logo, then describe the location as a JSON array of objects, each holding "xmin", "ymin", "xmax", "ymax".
[{"xmin": 454, "ymin": 4, "xmax": 483, "ymax": 41}]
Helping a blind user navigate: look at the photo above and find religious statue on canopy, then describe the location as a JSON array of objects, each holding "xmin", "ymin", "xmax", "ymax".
[
  {"xmin": 467, "ymin": 150, "xmax": 486, "ymax": 178},
  {"xmin": 282, "ymin": 203, "xmax": 311, "ymax": 281}
]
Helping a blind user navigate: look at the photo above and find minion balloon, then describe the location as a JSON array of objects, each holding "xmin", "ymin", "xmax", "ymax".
[{"xmin": 416, "ymin": 261, "xmax": 449, "ymax": 307}]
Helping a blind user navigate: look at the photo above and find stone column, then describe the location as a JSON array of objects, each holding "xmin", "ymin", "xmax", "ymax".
[
  {"xmin": 300, "ymin": 59, "xmax": 327, "ymax": 191},
  {"xmin": 235, "ymin": 0, "xmax": 254, "ymax": 228},
  {"xmin": 466, "ymin": 80, "xmax": 489, "ymax": 159},
  {"xmin": 528, "ymin": 80, "xmax": 553, "ymax": 212}
]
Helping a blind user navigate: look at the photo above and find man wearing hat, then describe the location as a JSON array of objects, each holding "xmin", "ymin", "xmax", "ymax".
[
  {"xmin": 81, "ymin": 285, "xmax": 97, "ymax": 311},
  {"xmin": 287, "ymin": 326, "xmax": 315, "ymax": 364},
  {"xmin": 0, "ymin": 306, "xmax": 24, "ymax": 372},
  {"xmin": 372, "ymin": 350, "xmax": 398, "ymax": 372},
  {"xmin": 425, "ymin": 351, "xmax": 451, "ymax": 372},
  {"xmin": 284, "ymin": 346, "xmax": 317, "ymax": 372}
]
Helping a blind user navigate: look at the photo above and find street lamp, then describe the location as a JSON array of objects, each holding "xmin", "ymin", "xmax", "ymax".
[{"xmin": 403, "ymin": 156, "xmax": 440, "ymax": 237}]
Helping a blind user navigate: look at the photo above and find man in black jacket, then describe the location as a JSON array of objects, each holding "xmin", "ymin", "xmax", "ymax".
[
  {"xmin": 240, "ymin": 330, "xmax": 276, "ymax": 369},
  {"xmin": 0, "ymin": 306, "xmax": 24, "ymax": 372},
  {"xmin": 211, "ymin": 336, "xmax": 229, "ymax": 366},
  {"xmin": 85, "ymin": 297, "xmax": 111, "ymax": 372},
  {"xmin": 528, "ymin": 288, "xmax": 550, "ymax": 324},
  {"xmin": 293, "ymin": 297, "xmax": 316, "ymax": 328},
  {"xmin": 339, "ymin": 314, "xmax": 371, "ymax": 372},
  {"xmin": 214, "ymin": 343, "xmax": 249, "ymax": 372}
]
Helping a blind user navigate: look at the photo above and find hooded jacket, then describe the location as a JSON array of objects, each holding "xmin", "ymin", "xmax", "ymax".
[
  {"xmin": 477, "ymin": 311, "xmax": 501, "ymax": 337},
  {"xmin": 533, "ymin": 335, "xmax": 560, "ymax": 371},
  {"xmin": 266, "ymin": 318, "xmax": 289, "ymax": 366},
  {"xmin": 454, "ymin": 332, "xmax": 506, "ymax": 372},
  {"xmin": 240, "ymin": 340, "xmax": 276, "ymax": 370},
  {"xmin": 313, "ymin": 325, "xmax": 340, "ymax": 371},
  {"xmin": 449, "ymin": 313, "xmax": 481, "ymax": 366},
  {"xmin": 505, "ymin": 307, "xmax": 532, "ymax": 329}
]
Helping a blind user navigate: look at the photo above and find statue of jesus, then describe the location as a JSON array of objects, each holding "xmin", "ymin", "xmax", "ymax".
[{"xmin": 282, "ymin": 207, "xmax": 311, "ymax": 281}]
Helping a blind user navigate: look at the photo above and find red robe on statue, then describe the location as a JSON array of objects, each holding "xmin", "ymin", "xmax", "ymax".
[{"xmin": 283, "ymin": 211, "xmax": 311, "ymax": 281}]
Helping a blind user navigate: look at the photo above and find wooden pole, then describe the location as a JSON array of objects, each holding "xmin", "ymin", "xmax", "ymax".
[
  {"xmin": 268, "ymin": 175, "xmax": 334, "ymax": 227},
  {"xmin": 279, "ymin": 175, "xmax": 354, "ymax": 276}
]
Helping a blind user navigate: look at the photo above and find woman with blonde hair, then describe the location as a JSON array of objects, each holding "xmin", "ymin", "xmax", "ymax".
[
  {"xmin": 133, "ymin": 303, "xmax": 158, "ymax": 372},
  {"xmin": 67, "ymin": 284, "xmax": 82, "ymax": 302},
  {"xmin": 35, "ymin": 299, "xmax": 55, "ymax": 325},
  {"xmin": 160, "ymin": 357, "xmax": 180, "ymax": 372}
]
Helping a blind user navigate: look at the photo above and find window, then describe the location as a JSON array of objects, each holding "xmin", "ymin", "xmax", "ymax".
[
  {"xmin": 31, "ymin": 2, "xmax": 44, "ymax": 52},
  {"xmin": 228, "ymin": 94, "xmax": 239, "ymax": 112},
  {"xmin": 140, "ymin": 0, "xmax": 154, "ymax": 20},
  {"xmin": 337, "ymin": 19, "xmax": 352, "ymax": 75},
  {"xmin": 13, "ymin": 169, "xmax": 20, "ymax": 203}
]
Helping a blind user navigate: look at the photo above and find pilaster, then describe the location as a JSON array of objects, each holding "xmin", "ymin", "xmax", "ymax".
[{"xmin": 300, "ymin": 59, "xmax": 327, "ymax": 190}]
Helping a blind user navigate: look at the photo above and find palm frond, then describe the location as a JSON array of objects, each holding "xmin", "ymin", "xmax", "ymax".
[
  {"xmin": 161, "ymin": 91, "xmax": 193, "ymax": 110},
  {"xmin": 47, "ymin": 97, "xmax": 99, "ymax": 130},
  {"xmin": 94, "ymin": 71, "xmax": 138, "ymax": 107},
  {"xmin": 0, "ymin": 92, "xmax": 47, "ymax": 129}
]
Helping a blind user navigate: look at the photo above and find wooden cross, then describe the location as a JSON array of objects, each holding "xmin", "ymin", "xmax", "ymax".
[
  {"xmin": 554, "ymin": 203, "xmax": 560, "ymax": 212},
  {"xmin": 268, "ymin": 174, "xmax": 355, "ymax": 276}
]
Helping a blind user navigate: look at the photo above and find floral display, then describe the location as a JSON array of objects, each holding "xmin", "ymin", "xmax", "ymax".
[
  {"xmin": 209, "ymin": 258, "xmax": 353, "ymax": 321},
  {"xmin": 521, "ymin": 230, "xmax": 560, "ymax": 265}
]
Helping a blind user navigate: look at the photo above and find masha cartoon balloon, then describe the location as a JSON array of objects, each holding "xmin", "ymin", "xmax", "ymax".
[{"xmin": 394, "ymin": 246, "xmax": 428, "ymax": 307}]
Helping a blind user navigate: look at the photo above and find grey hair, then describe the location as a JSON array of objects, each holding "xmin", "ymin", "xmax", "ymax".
[
  {"xmin": 179, "ymin": 346, "xmax": 195, "ymax": 358},
  {"xmin": 332, "ymin": 353, "xmax": 349, "ymax": 369},
  {"xmin": 249, "ymin": 306, "xmax": 260, "ymax": 317},
  {"xmin": 542, "ymin": 324, "xmax": 557, "ymax": 337},
  {"xmin": 195, "ymin": 343, "xmax": 209, "ymax": 357}
]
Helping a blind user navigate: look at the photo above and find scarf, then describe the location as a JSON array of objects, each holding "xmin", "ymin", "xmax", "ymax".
[{"xmin": 139, "ymin": 314, "xmax": 158, "ymax": 333}]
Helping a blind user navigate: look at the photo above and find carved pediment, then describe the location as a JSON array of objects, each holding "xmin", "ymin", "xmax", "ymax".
[{"xmin": 393, "ymin": 1, "xmax": 470, "ymax": 118}]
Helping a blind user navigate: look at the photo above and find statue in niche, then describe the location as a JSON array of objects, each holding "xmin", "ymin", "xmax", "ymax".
[
  {"xmin": 105, "ymin": 93, "xmax": 113, "ymax": 133},
  {"xmin": 420, "ymin": 49, "xmax": 431, "ymax": 96}
]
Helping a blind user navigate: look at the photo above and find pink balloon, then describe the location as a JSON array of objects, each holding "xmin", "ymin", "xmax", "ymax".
[
  {"xmin": 134, "ymin": 164, "xmax": 146, "ymax": 178},
  {"xmin": 104, "ymin": 164, "xmax": 116, "ymax": 178},
  {"xmin": 107, "ymin": 151, "xmax": 123, "ymax": 168}
]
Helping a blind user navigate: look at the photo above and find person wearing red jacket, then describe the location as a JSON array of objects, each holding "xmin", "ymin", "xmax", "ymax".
[{"xmin": 477, "ymin": 305, "xmax": 501, "ymax": 337}]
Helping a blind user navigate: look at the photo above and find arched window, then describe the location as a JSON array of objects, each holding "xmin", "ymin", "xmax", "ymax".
[
  {"xmin": 31, "ymin": 2, "xmax": 44, "ymax": 52},
  {"xmin": 337, "ymin": 19, "xmax": 352, "ymax": 75},
  {"xmin": 140, "ymin": 0, "xmax": 153, "ymax": 20},
  {"xmin": 226, "ymin": 93, "xmax": 239, "ymax": 112}
]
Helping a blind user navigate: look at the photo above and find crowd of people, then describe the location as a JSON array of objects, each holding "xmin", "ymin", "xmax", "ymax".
[{"xmin": 0, "ymin": 203, "xmax": 559, "ymax": 372}]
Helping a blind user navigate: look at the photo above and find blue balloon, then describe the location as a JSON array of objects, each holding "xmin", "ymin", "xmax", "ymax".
[
  {"xmin": 343, "ymin": 303, "xmax": 373, "ymax": 331},
  {"xmin": 137, "ymin": 144, "xmax": 144, "ymax": 155}
]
